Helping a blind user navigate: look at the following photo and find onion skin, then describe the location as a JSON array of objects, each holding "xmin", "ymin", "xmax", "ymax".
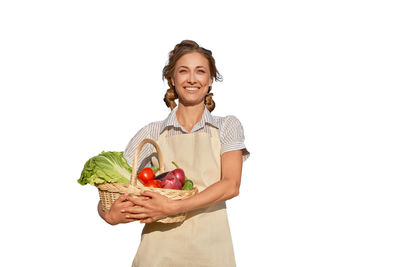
[
  {"xmin": 161, "ymin": 174, "xmax": 182, "ymax": 189},
  {"xmin": 170, "ymin": 162, "xmax": 186, "ymax": 185},
  {"xmin": 170, "ymin": 168, "xmax": 185, "ymax": 185}
]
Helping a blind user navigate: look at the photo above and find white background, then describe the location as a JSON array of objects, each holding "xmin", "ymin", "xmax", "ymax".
[{"xmin": 1, "ymin": 0, "xmax": 399, "ymax": 266}]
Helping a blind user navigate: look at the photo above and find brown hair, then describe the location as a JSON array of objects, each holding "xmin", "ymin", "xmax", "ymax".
[{"xmin": 162, "ymin": 40, "xmax": 223, "ymax": 112}]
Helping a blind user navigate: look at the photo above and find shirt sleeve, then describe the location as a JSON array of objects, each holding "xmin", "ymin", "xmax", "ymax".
[
  {"xmin": 220, "ymin": 115, "xmax": 250, "ymax": 162},
  {"xmin": 123, "ymin": 123, "xmax": 158, "ymax": 170}
]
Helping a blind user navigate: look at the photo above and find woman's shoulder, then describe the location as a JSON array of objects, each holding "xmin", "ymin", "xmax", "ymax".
[
  {"xmin": 140, "ymin": 120, "xmax": 164, "ymax": 132},
  {"xmin": 126, "ymin": 120, "xmax": 164, "ymax": 144},
  {"xmin": 212, "ymin": 114, "xmax": 246, "ymax": 143},
  {"xmin": 212, "ymin": 113, "xmax": 249, "ymax": 161},
  {"xmin": 212, "ymin": 114, "xmax": 244, "ymax": 131},
  {"xmin": 142, "ymin": 120, "xmax": 164, "ymax": 132}
]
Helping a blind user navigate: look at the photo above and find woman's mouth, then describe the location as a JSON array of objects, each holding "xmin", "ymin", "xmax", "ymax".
[{"xmin": 184, "ymin": 87, "xmax": 200, "ymax": 91}]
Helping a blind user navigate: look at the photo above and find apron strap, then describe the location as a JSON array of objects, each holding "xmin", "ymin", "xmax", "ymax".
[
  {"xmin": 159, "ymin": 124, "xmax": 219, "ymax": 140},
  {"xmin": 159, "ymin": 128, "xmax": 169, "ymax": 138},
  {"xmin": 209, "ymin": 125, "xmax": 219, "ymax": 139}
]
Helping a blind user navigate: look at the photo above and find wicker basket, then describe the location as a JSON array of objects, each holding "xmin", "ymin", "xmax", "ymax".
[{"xmin": 96, "ymin": 138, "xmax": 198, "ymax": 223}]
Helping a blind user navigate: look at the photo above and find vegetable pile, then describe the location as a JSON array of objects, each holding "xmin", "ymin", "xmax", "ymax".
[
  {"xmin": 138, "ymin": 161, "xmax": 193, "ymax": 190},
  {"xmin": 78, "ymin": 152, "xmax": 194, "ymax": 191}
]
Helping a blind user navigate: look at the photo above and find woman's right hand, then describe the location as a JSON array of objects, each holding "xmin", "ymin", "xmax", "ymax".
[{"xmin": 103, "ymin": 194, "xmax": 147, "ymax": 225}]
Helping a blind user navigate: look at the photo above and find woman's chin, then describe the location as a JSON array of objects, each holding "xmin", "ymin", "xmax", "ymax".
[{"xmin": 179, "ymin": 98, "xmax": 205, "ymax": 107}]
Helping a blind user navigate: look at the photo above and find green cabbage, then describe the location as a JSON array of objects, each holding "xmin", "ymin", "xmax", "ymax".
[{"xmin": 77, "ymin": 151, "xmax": 131, "ymax": 186}]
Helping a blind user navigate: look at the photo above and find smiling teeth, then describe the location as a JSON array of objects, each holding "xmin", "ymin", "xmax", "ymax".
[{"xmin": 185, "ymin": 87, "xmax": 199, "ymax": 91}]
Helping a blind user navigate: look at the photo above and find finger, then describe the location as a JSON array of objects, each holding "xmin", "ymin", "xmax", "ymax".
[
  {"xmin": 140, "ymin": 218, "xmax": 153, "ymax": 224},
  {"xmin": 126, "ymin": 195, "xmax": 150, "ymax": 201},
  {"xmin": 126, "ymin": 195, "xmax": 148, "ymax": 207},
  {"xmin": 125, "ymin": 213, "xmax": 148, "ymax": 220},
  {"xmin": 140, "ymin": 190, "xmax": 159, "ymax": 198},
  {"xmin": 116, "ymin": 193, "xmax": 129, "ymax": 203},
  {"xmin": 120, "ymin": 201, "xmax": 136, "ymax": 209},
  {"xmin": 120, "ymin": 198, "xmax": 142, "ymax": 210},
  {"xmin": 121, "ymin": 205, "xmax": 146, "ymax": 214}
]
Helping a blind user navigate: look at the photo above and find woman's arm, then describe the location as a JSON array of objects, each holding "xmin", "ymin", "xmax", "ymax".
[
  {"xmin": 123, "ymin": 150, "xmax": 243, "ymax": 223},
  {"xmin": 173, "ymin": 149, "xmax": 243, "ymax": 213}
]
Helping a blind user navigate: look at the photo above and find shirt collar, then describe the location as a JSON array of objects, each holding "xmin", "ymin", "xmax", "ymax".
[{"xmin": 160, "ymin": 105, "xmax": 218, "ymax": 134}]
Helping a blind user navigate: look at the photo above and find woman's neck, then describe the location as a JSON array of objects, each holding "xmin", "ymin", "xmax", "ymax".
[{"xmin": 176, "ymin": 102, "xmax": 205, "ymax": 133}]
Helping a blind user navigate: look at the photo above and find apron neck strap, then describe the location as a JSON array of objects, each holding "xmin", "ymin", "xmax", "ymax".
[
  {"xmin": 209, "ymin": 125, "xmax": 219, "ymax": 139},
  {"xmin": 159, "ymin": 125, "xmax": 219, "ymax": 139},
  {"xmin": 160, "ymin": 128, "xmax": 169, "ymax": 138}
]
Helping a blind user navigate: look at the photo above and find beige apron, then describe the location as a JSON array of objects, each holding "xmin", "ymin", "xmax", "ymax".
[{"xmin": 132, "ymin": 126, "xmax": 236, "ymax": 267}]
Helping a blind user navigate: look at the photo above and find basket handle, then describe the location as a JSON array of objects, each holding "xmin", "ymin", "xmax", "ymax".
[{"xmin": 131, "ymin": 139, "xmax": 165, "ymax": 186}]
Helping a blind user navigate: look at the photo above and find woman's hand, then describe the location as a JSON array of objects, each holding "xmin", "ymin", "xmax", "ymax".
[
  {"xmin": 122, "ymin": 190, "xmax": 176, "ymax": 224},
  {"xmin": 104, "ymin": 194, "xmax": 148, "ymax": 225}
]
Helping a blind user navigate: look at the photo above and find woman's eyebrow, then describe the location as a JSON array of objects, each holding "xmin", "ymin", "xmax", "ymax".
[{"xmin": 177, "ymin": 65, "xmax": 206, "ymax": 69}]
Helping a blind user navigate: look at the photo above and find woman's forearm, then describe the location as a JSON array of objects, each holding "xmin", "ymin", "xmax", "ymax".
[
  {"xmin": 172, "ymin": 179, "xmax": 238, "ymax": 214},
  {"xmin": 170, "ymin": 151, "xmax": 242, "ymax": 215}
]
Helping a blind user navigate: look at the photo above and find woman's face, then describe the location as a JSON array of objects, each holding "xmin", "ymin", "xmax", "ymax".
[{"xmin": 172, "ymin": 52, "xmax": 213, "ymax": 107}]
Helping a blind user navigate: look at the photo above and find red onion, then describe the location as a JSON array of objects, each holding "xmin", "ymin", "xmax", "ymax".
[
  {"xmin": 161, "ymin": 173, "xmax": 182, "ymax": 189},
  {"xmin": 169, "ymin": 168, "xmax": 185, "ymax": 185}
]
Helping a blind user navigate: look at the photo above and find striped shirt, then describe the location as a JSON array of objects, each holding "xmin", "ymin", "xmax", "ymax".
[{"xmin": 123, "ymin": 106, "xmax": 250, "ymax": 170}]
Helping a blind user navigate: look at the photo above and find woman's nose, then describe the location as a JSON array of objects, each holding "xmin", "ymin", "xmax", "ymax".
[{"xmin": 188, "ymin": 71, "xmax": 196, "ymax": 83}]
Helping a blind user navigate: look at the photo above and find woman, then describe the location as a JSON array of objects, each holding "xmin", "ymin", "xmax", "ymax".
[{"xmin": 98, "ymin": 40, "xmax": 250, "ymax": 267}]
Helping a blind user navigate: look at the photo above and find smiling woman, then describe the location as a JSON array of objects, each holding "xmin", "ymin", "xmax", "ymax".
[
  {"xmin": 97, "ymin": 40, "xmax": 250, "ymax": 267},
  {"xmin": 162, "ymin": 40, "xmax": 222, "ymax": 114},
  {"xmin": 172, "ymin": 52, "xmax": 212, "ymax": 111}
]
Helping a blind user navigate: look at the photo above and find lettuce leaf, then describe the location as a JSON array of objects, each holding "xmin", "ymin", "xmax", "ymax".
[{"xmin": 77, "ymin": 151, "xmax": 131, "ymax": 186}]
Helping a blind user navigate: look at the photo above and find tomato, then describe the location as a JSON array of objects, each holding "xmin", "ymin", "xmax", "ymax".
[
  {"xmin": 144, "ymin": 179, "xmax": 162, "ymax": 188},
  {"xmin": 137, "ymin": 167, "xmax": 155, "ymax": 184}
]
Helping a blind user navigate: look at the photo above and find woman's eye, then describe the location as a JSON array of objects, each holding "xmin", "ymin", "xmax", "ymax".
[
  {"xmin": 198, "ymin": 70, "xmax": 205, "ymax": 73},
  {"xmin": 179, "ymin": 70, "xmax": 187, "ymax": 73}
]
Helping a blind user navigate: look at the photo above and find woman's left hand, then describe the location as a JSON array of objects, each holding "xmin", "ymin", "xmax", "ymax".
[{"xmin": 123, "ymin": 190, "xmax": 176, "ymax": 223}]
